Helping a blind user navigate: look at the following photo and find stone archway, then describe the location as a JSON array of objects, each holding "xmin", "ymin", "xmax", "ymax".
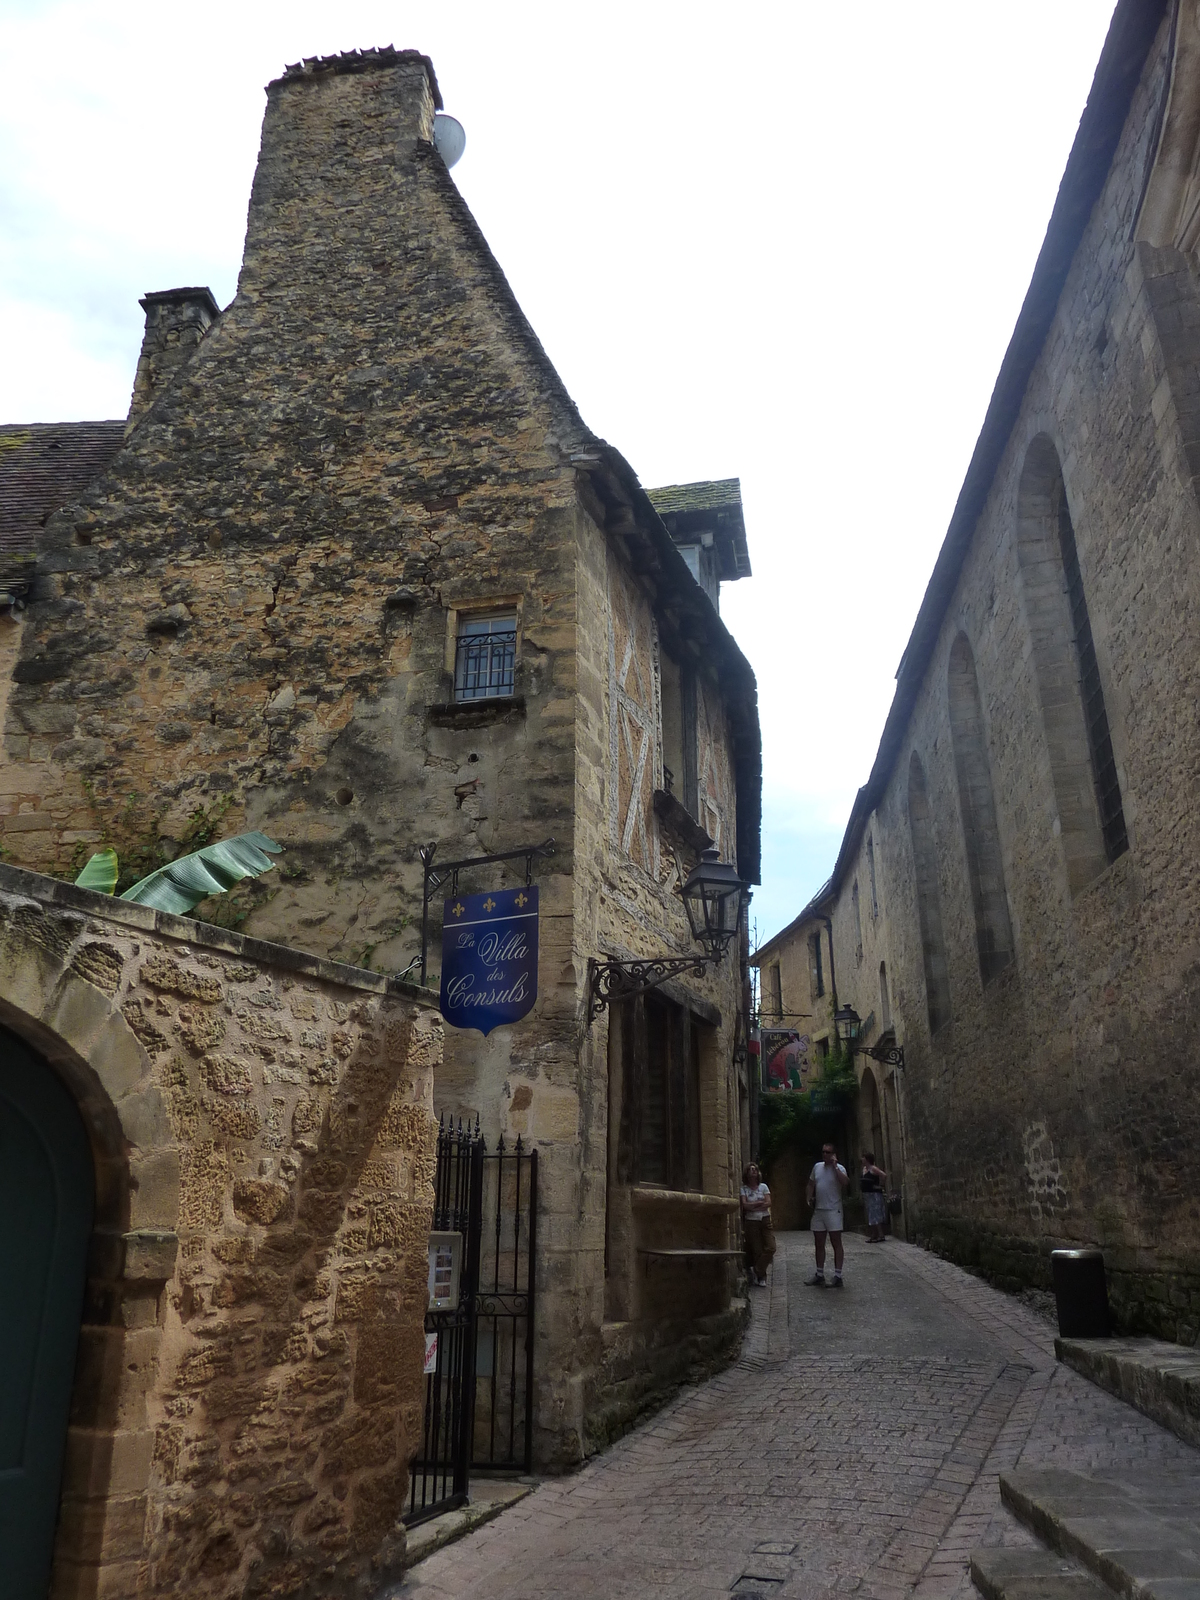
[
  {"xmin": 857, "ymin": 1067, "xmax": 884, "ymax": 1169},
  {"xmin": 0, "ymin": 917, "xmax": 158, "ymax": 1600},
  {"xmin": 1, "ymin": 1026, "xmax": 97, "ymax": 1600},
  {"xmin": 0, "ymin": 864, "xmax": 443, "ymax": 1598}
]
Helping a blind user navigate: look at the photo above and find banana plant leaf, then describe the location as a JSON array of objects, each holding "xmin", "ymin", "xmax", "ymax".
[
  {"xmin": 74, "ymin": 831, "xmax": 282, "ymax": 913},
  {"xmin": 120, "ymin": 831, "xmax": 282, "ymax": 913},
  {"xmin": 74, "ymin": 846, "xmax": 119, "ymax": 894}
]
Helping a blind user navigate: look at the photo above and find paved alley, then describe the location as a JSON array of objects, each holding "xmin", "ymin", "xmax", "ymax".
[{"xmin": 392, "ymin": 1233, "xmax": 1198, "ymax": 1600}]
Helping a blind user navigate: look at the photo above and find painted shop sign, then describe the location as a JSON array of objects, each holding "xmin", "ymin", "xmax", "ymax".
[{"xmin": 440, "ymin": 885, "xmax": 538, "ymax": 1035}]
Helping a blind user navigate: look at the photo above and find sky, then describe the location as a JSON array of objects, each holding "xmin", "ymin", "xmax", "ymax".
[{"xmin": 0, "ymin": 0, "xmax": 1118, "ymax": 945}]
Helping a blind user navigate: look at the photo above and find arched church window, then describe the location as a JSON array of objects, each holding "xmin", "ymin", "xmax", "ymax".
[
  {"xmin": 879, "ymin": 960, "xmax": 891, "ymax": 1031},
  {"xmin": 907, "ymin": 752, "xmax": 952, "ymax": 1034},
  {"xmin": 948, "ymin": 633, "xmax": 1014, "ymax": 984},
  {"xmin": 1016, "ymin": 436, "xmax": 1128, "ymax": 892}
]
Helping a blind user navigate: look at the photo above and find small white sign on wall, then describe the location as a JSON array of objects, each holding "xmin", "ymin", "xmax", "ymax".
[
  {"xmin": 424, "ymin": 1330, "xmax": 439, "ymax": 1375},
  {"xmin": 427, "ymin": 1230, "xmax": 463, "ymax": 1310}
]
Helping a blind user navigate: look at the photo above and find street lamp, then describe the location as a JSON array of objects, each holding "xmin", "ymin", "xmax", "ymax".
[
  {"xmin": 834, "ymin": 1004, "xmax": 905, "ymax": 1070},
  {"xmin": 834, "ymin": 1005, "xmax": 862, "ymax": 1048},
  {"xmin": 680, "ymin": 847, "xmax": 745, "ymax": 960},
  {"xmin": 587, "ymin": 848, "xmax": 748, "ymax": 1024}
]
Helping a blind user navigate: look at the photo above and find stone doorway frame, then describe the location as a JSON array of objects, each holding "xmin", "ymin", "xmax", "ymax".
[{"xmin": 0, "ymin": 968, "xmax": 170, "ymax": 1600}]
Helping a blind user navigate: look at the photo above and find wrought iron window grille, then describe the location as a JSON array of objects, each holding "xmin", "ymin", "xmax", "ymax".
[{"xmin": 454, "ymin": 618, "xmax": 517, "ymax": 701}]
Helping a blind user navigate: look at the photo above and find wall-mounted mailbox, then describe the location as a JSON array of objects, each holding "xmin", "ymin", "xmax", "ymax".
[{"xmin": 427, "ymin": 1230, "xmax": 463, "ymax": 1310}]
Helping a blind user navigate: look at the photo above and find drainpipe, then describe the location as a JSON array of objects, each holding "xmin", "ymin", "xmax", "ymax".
[{"xmin": 821, "ymin": 914, "xmax": 838, "ymax": 1016}]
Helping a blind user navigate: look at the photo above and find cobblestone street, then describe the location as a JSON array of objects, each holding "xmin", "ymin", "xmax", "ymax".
[{"xmin": 393, "ymin": 1233, "xmax": 1198, "ymax": 1600}]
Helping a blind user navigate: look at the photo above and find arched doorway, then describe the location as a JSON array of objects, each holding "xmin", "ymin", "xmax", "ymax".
[
  {"xmin": 858, "ymin": 1067, "xmax": 884, "ymax": 1167},
  {"xmin": 0, "ymin": 1024, "xmax": 94, "ymax": 1600}
]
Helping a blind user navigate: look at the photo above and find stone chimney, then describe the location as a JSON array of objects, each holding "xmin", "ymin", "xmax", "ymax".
[
  {"xmin": 236, "ymin": 49, "xmax": 442, "ymax": 303},
  {"xmin": 126, "ymin": 286, "xmax": 220, "ymax": 434}
]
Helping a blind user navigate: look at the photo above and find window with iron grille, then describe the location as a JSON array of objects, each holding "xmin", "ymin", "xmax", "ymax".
[
  {"xmin": 454, "ymin": 611, "xmax": 517, "ymax": 701},
  {"xmin": 1055, "ymin": 488, "xmax": 1128, "ymax": 863}
]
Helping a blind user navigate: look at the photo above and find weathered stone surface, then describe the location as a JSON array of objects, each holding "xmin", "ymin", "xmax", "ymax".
[
  {"xmin": 122, "ymin": 1230, "xmax": 179, "ymax": 1283},
  {"xmin": 0, "ymin": 860, "xmax": 439, "ymax": 1599},
  {"xmin": 1056, "ymin": 1335, "xmax": 1200, "ymax": 1449},
  {"xmin": 1001, "ymin": 1465, "xmax": 1200, "ymax": 1599},
  {"xmin": 0, "ymin": 34, "xmax": 758, "ymax": 1487},
  {"xmin": 759, "ymin": 6, "xmax": 1200, "ymax": 1342}
]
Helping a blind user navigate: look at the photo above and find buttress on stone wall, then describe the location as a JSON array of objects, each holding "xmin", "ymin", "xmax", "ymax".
[{"xmin": 0, "ymin": 863, "xmax": 440, "ymax": 1598}]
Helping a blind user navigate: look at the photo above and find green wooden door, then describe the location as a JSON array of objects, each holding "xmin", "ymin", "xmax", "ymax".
[{"xmin": 0, "ymin": 1026, "xmax": 94, "ymax": 1600}]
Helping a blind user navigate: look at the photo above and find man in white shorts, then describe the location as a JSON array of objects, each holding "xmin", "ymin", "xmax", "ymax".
[{"xmin": 806, "ymin": 1141, "xmax": 848, "ymax": 1287}]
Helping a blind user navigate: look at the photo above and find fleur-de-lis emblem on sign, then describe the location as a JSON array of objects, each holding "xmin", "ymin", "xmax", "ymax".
[
  {"xmin": 483, "ymin": 897, "xmax": 496, "ymax": 913},
  {"xmin": 451, "ymin": 902, "xmax": 465, "ymax": 918},
  {"xmin": 514, "ymin": 892, "xmax": 528, "ymax": 908}
]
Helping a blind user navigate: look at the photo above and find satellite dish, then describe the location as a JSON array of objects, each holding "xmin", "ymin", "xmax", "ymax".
[{"xmin": 433, "ymin": 113, "xmax": 466, "ymax": 169}]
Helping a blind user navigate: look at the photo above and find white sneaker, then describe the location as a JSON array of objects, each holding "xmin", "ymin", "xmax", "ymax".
[{"xmin": 806, "ymin": 1271, "xmax": 827, "ymax": 1287}]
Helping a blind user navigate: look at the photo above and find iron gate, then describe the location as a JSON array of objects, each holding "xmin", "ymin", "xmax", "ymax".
[{"xmin": 405, "ymin": 1118, "xmax": 538, "ymax": 1526}]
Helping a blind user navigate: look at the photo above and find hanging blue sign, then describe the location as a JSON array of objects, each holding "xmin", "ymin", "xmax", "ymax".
[{"xmin": 439, "ymin": 885, "xmax": 538, "ymax": 1035}]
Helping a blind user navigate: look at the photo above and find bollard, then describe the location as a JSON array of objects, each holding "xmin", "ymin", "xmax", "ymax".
[{"xmin": 1051, "ymin": 1247, "xmax": 1110, "ymax": 1338}]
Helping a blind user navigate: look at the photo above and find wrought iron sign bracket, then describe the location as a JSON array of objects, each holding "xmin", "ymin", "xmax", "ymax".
[
  {"xmin": 587, "ymin": 953, "xmax": 715, "ymax": 1026},
  {"xmin": 418, "ymin": 837, "xmax": 555, "ymax": 987}
]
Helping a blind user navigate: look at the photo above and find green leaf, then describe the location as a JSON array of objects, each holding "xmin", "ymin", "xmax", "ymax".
[
  {"xmin": 75, "ymin": 847, "xmax": 119, "ymax": 894},
  {"xmin": 120, "ymin": 831, "xmax": 282, "ymax": 914}
]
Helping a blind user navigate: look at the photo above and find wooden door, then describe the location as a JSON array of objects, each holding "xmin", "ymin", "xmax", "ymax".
[{"xmin": 0, "ymin": 1026, "xmax": 93, "ymax": 1600}]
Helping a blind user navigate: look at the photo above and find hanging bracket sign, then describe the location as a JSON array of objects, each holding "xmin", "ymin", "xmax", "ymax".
[{"xmin": 440, "ymin": 885, "xmax": 538, "ymax": 1035}]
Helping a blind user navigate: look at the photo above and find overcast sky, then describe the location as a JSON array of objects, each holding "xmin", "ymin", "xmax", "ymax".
[{"xmin": 0, "ymin": 0, "xmax": 1118, "ymax": 943}]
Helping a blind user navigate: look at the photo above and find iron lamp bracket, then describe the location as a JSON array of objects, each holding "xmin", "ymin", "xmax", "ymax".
[
  {"xmin": 586, "ymin": 954, "xmax": 716, "ymax": 1025},
  {"xmin": 857, "ymin": 1040, "xmax": 905, "ymax": 1071}
]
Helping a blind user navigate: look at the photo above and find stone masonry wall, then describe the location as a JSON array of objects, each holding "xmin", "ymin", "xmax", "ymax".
[
  {"xmin": 0, "ymin": 862, "xmax": 440, "ymax": 1598},
  {"xmin": 824, "ymin": 11, "xmax": 1200, "ymax": 1342},
  {"xmin": 0, "ymin": 51, "xmax": 582, "ymax": 973},
  {"xmin": 0, "ymin": 46, "xmax": 758, "ymax": 1469},
  {"xmin": 0, "ymin": 53, "xmax": 592, "ymax": 1468}
]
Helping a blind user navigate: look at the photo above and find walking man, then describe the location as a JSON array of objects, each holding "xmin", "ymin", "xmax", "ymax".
[{"xmin": 806, "ymin": 1141, "xmax": 848, "ymax": 1288}]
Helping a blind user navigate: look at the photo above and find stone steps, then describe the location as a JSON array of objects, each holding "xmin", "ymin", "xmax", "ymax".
[
  {"xmin": 970, "ymin": 1546, "xmax": 1113, "ymax": 1599},
  {"xmin": 980, "ymin": 1465, "xmax": 1200, "ymax": 1599},
  {"xmin": 1056, "ymin": 1337, "xmax": 1200, "ymax": 1451}
]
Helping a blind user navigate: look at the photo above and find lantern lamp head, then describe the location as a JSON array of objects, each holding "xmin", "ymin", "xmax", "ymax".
[
  {"xmin": 834, "ymin": 1004, "xmax": 862, "ymax": 1045},
  {"xmin": 679, "ymin": 847, "xmax": 746, "ymax": 960}
]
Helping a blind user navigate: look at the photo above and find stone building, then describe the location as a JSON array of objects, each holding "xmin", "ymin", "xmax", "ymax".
[
  {"xmin": 0, "ymin": 46, "xmax": 761, "ymax": 1468},
  {"xmin": 752, "ymin": 876, "xmax": 910, "ymax": 1234},
  {"xmin": 0, "ymin": 861, "xmax": 440, "ymax": 1599},
  {"xmin": 761, "ymin": 0, "xmax": 1199, "ymax": 1340}
]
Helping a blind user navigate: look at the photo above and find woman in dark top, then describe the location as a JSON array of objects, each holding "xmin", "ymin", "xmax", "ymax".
[{"xmin": 861, "ymin": 1150, "xmax": 888, "ymax": 1241}]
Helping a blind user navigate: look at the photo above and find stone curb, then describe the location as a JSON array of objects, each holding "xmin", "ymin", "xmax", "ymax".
[
  {"xmin": 402, "ymin": 1480, "xmax": 535, "ymax": 1571},
  {"xmin": 1000, "ymin": 1467, "xmax": 1200, "ymax": 1600},
  {"xmin": 970, "ymin": 1546, "xmax": 1112, "ymax": 1599},
  {"xmin": 1056, "ymin": 1335, "xmax": 1200, "ymax": 1450}
]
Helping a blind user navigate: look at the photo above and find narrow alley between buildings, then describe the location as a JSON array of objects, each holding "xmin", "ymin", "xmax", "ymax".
[{"xmin": 392, "ymin": 1234, "xmax": 1199, "ymax": 1600}]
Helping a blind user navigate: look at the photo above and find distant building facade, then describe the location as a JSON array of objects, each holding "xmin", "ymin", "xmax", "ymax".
[
  {"xmin": 757, "ymin": 0, "xmax": 1200, "ymax": 1341},
  {"xmin": 0, "ymin": 45, "xmax": 761, "ymax": 1480},
  {"xmin": 751, "ymin": 893, "xmax": 907, "ymax": 1234}
]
